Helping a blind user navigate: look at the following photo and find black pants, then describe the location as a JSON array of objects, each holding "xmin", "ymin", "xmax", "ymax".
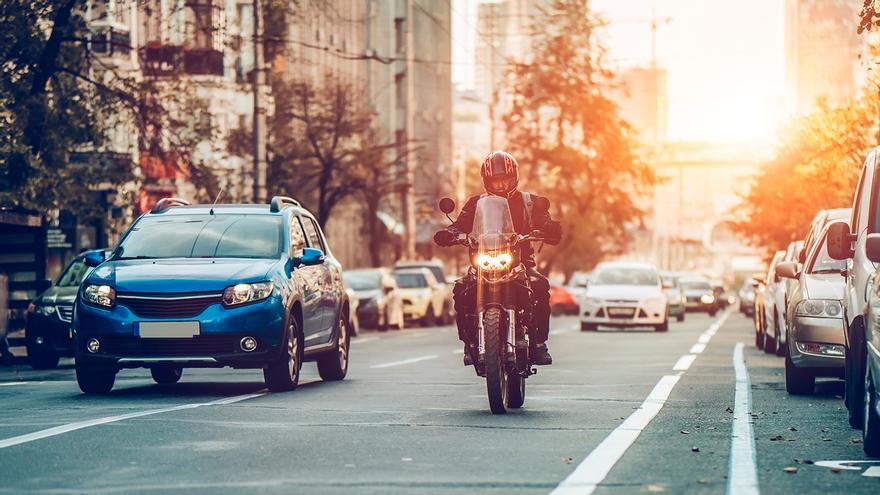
[{"xmin": 452, "ymin": 270, "xmax": 551, "ymax": 345}]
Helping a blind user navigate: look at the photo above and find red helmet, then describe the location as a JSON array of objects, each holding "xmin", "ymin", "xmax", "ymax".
[{"xmin": 480, "ymin": 150, "xmax": 519, "ymax": 197}]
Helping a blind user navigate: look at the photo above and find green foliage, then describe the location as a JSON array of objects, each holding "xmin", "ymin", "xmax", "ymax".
[{"xmin": 502, "ymin": 0, "xmax": 656, "ymax": 274}]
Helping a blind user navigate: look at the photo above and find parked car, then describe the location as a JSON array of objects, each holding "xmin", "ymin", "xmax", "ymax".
[
  {"xmin": 565, "ymin": 271, "xmax": 592, "ymax": 301},
  {"xmin": 25, "ymin": 250, "xmax": 105, "ymax": 369},
  {"xmin": 394, "ymin": 268, "xmax": 445, "ymax": 326},
  {"xmin": 550, "ymin": 281, "xmax": 579, "ymax": 316},
  {"xmin": 826, "ymin": 148, "xmax": 880, "ymax": 428},
  {"xmin": 753, "ymin": 273, "xmax": 768, "ymax": 346},
  {"xmin": 710, "ymin": 280, "xmax": 727, "ymax": 308},
  {"xmin": 579, "ymin": 262, "xmax": 668, "ymax": 332},
  {"xmin": 764, "ymin": 243, "xmax": 806, "ymax": 357},
  {"xmin": 73, "ymin": 196, "xmax": 352, "ymax": 394},
  {"xmin": 660, "ymin": 271, "xmax": 685, "ymax": 322},
  {"xmin": 738, "ymin": 279, "xmax": 757, "ymax": 316},
  {"xmin": 394, "ymin": 260, "xmax": 453, "ymax": 324},
  {"xmin": 776, "ymin": 220, "xmax": 847, "ymax": 395},
  {"xmin": 861, "ymin": 235, "xmax": 880, "ymax": 456},
  {"xmin": 343, "ymin": 268, "xmax": 404, "ymax": 331},
  {"xmin": 754, "ymin": 250, "xmax": 785, "ymax": 352},
  {"xmin": 681, "ymin": 276, "xmax": 719, "ymax": 316},
  {"xmin": 344, "ymin": 287, "xmax": 360, "ymax": 336}
]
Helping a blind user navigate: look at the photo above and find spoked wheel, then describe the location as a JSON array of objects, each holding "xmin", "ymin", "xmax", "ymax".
[
  {"xmin": 317, "ymin": 317, "xmax": 350, "ymax": 381},
  {"xmin": 483, "ymin": 308, "xmax": 509, "ymax": 414},
  {"xmin": 264, "ymin": 316, "xmax": 303, "ymax": 392}
]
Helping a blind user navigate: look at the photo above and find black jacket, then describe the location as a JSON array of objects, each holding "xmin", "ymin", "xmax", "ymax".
[{"xmin": 438, "ymin": 192, "xmax": 561, "ymax": 267}]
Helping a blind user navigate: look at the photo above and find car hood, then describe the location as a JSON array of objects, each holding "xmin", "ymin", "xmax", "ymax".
[
  {"xmin": 683, "ymin": 289, "xmax": 712, "ymax": 297},
  {"xmin": 398, "ymin": 287, "xmax": 432, "ymax": 298},
  {"xmin": 585, "ymin": 284, "xmax": 662, "ymax": 300},
  {"xmin": 803, "ymin": 273, "xmax": 845, "ymax": 300},
  {"xmin": 86, "ymin": 258, "xmax": 278, "ymax": 294},
  {"xmin": 34, "ymin": 285, "xmax": 79, "ymax": 305}
]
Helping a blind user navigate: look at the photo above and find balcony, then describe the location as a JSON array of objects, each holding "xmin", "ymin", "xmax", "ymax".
[
  {"xmin": 141, "ymin": 44, "xmax": 224, "ymax": 77},
  {"xmin": 91, "ymin": 27, "xmax": 132, "ymax": 58},
  {"xmin": 183, "ymin": 48, "xmax": 224, "ymax": 76}
]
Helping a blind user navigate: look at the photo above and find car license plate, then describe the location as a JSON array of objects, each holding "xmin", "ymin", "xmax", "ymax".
[
  {"xmin": 138, "ymin": 321, "xmax": 200, "ymax": 339},
  {"xmin": 608, "ymin": 307, "xmax": 635, "ymax": 317}
]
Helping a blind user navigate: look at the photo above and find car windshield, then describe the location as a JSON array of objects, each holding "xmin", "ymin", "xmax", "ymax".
[
  {"xmin": 568, "ymin": 273, "xmax": 590, "ymax": 287},
  {"xmin": 344, "ymin": 271, "xmax": 381, "ymax": 291},
  {"xmin": 114, "ymin": 215, "xmax": 282, "ymax": 260},
  {"xmin": 401, "ymin": 265, "xmax": 444, "ymax": 283},
  {"xmin": 56, "ymin": 258, "xmax": 91, "ymax": 287},
  {"xmin": 681, "ymin": 280, "xmax": 712, "ymax": 291},
  {"xmin": 592, "ymin": 267, "xmax": 658, "ymax": 286},
  {"xmin": 809, "ymin": 235, "xmax": 847, "ymax": 274},
  {"xmin": 395, "ymin": 273, "xmax": 428, "ymax": 288}
]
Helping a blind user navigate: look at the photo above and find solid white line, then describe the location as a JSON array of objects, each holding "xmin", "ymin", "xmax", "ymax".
[
  {"xmin": 351, "ymin": 336, "xmax": 379, "ymax": 344},
  {"xmin": 0, "ymin": 382, "xmax": 27, "ymax": 387},
  {"xmin": 550, "ymin": 374, "xmax": 682, "ymax": 495},
  {"xmin": 369, "ymin": 355, "xmax": 438, "ymax": 369},
  {"xmin": 727, "ymin": 342, "xmax": 760, "ymax": 495},
  {"xmin": 690, "ymin": 343, "xmax": 706, "ymax": 354},
  {"xmin": 452, "ymin": 348, "xmax": 464, "ymax": 354},
  {"xmin": 698, "ymin": 333, "xmax": 712, "ymax": 344},
  {"xmin": 673, "ymin": 354, "xmax": 697, "ymax": 371},
  {"xmin": 0, "ymin": 392, "xmax": 265, "ymax": 450}
]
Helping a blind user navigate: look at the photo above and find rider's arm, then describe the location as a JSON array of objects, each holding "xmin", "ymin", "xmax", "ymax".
[
  {"xmin": 532, "ymin": 195, "xmax": 562, "ymax": 245},
  {"xmin": 434, "ymin": 196, "xmax": 479, "ymax": 246}
]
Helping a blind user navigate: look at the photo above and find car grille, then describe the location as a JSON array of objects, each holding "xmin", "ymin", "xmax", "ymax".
[
  {"xmin": 117, "ymin": 293, "xmax": 223, "ymax": 318},
  {"xmin": 607, "ymin": 307, "xmax": 636, "ymax": 319},
  {"xmin": 687, "ymin": 296, "xmax": 701, "ymax": 303},
  {"xmin": 57, "ymin": 305, "xmax": 73, "ymax": 323},
  {"xmin": 100, "ymin": 335, "xmax": 251, "ymax": 357}
]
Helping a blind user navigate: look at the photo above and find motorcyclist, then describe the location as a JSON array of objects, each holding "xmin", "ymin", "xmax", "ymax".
[{"xmin": 433, "ymin": 150, "xmax": 561, "ymax": 366}]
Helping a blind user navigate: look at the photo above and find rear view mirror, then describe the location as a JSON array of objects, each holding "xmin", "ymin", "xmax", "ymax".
[
  {"xmin": 83, "ymin": 251, "xmax": 105, "ymax": 268},
  {"xmin": 826, "ymin": 221, "xmax": 854, "ymax": 260},
  {"xmin": 296, "ymin": 248, "xmax": 324, "ymax": 267},
  {"xmin": 752, "ymin": 273, "xmax": 765, "ymax": 285},
  {"xmin": 438, "ymin": 198, "xmax": 456, "ymax": 215},
  {"xmin": 866, "ymin": 233, "xmax": 880, "ymax": 263},
  {"xmin": 774, "ymin": 261, "xmax": 799, "ymax": 280}
]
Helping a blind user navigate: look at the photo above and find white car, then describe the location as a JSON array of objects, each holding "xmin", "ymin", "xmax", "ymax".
[
  {"xmin": 579, "ymin": 262, "xmax": 669, "ymax": 332},
  {"xmin": 394, "ymin": 268, "xmax": 446, "ymax": 326}
]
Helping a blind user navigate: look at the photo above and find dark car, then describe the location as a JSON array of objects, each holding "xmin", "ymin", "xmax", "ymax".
[
  {"xmin": 25, "ymin": 250, "xmax": 105, "ymax": 369},
  {"xmin": 680, "ymin": 277, "xmax": 718, "ymax": 316},
  {"xmin": 73, "ymin": 196, "xmax": 352, "ymax": 394}
]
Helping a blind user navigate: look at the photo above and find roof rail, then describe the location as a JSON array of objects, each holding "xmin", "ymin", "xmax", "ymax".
[
  {"xmin": 150, "ymin": 197, "xmax": 190, "ymax": 214},
  {"xmin": 269, "ymin": 195, "xmax": 301, "ymax": 212}
]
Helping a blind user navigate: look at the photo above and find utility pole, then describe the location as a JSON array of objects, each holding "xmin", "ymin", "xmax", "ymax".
[
  {"xmin": 402, "ymin": 0, "xmax": 416, "ymax": 260},
  {"xmin": 252, "ymin": 0, "xmax": 267, "ymax": 204}
]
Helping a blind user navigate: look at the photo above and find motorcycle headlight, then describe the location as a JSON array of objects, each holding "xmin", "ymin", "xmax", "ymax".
[
  {"xmin": 82, "ymin": 284, "xmax": 116, "ymax": 308},
  {"xmin": 223, "ymin": 281, "xmax": 274, "ymax": 306},
  {"xmin": 475, "ymin": 252, "xmax": 513, "ymax": 271},
  {"xmin": 795, "ymin": 299, "xmax": 842, "ymax": 318},
  {"xmin": 700, "ymin": 294, "xmax": 715, "ymax": 304}
]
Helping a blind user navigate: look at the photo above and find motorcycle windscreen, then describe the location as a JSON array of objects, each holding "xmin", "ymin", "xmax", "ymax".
[{"xmin": 470, "ymin": 196, "xmax": 515, "ymax": 251}]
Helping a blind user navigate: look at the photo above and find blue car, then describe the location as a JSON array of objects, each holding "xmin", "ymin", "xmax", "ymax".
[{"xmin": 73, "ymin": 196, "xmax": 351, "ymax": 394}]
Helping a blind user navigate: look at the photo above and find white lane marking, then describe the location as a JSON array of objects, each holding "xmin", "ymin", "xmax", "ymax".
[
  {"xmin": 369, "ymin": 355, "xmax": 438, "ymax": 369},
  {"xmin": 690, "ymin": 343, "xmax": 706, "ymax": 354},
  {"xmin": 673, "ymin": 354, "xmax": 697, "ymax": 371},
  {"xmin": 698, "ymin": 334, "xmax": 712, "ymax": 344},
  {"xmin": 351, "ymin": 336, "xmax": 379, "ymax": 345},
  {"xmin": 550, "ymin": 374, "xmax": 682, "ymax": 495},
  {"xmin": 727, "ymin": 342, "xmax": 760, "ymax": 495},
  {"xmin": 452, "ymin": 348, "xmax": 464, "ymax": 355},
  {"xmin": 551, "ymin": 329, "xmax": 572, "ymax": 336},
  {"xmin": 815, "ymin": 460, "xmax": 880, "ymax": 477},
  {"xmin": 0, "ymin": 392, "xmax": 265, "ymax": 450},
  {"xmin": 0, "ymin": 382, "xmax": 27, "ymax": 387},
  {"xmin": 550, "ymin": 311, "xmax": 730, "ymax": 495}
]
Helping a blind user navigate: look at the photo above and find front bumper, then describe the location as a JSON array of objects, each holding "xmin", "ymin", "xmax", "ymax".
[
  {"xmin": 788, "ymin": 315, "xmax": 845, "ymax": 374},
  {"xmin": 667, "ymin": 302, "xmax": 686, "ymax": 316},
  {"xmin": 26, "ymin": 310, "xmax": 75, "ymax": 355},
  {"xmin": 73, "ymin": 294, "xmax": 286, "ymax": 369},
  {"xmin": 402, "ymin": 298, "xmax": 431, "ymax": 320},
  {"xmin": 580, "ymin": 301, "xmax": 667, "ymax": 326}
]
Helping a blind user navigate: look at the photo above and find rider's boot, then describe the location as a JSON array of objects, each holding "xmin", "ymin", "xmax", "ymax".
[
  {"xmin": 463, "ymin": 343, "xmax": 477, "ymax": 366},
  {"xmin": 531, "ymin": 342, "xmax": 552, "ymax": 365}
]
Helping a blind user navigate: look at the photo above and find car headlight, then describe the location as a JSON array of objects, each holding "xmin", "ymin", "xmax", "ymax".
[
  {"xmin": 475, "ymin": 252, "xmax": 513, "ymax": 271},
  {"xmin": 700, "ymin": 294, "xmax": 715, "ymax": 304},
  {"xmin": 82, "ymin": 284, "xmax": 116, "ymax": 308},
  {"xmin": 223, "ymin": 281, "xmax": 274, "ymax": 306},
  {"xmin": 795, "ymin": 299, "xmax": 842, "ymax": 318}
]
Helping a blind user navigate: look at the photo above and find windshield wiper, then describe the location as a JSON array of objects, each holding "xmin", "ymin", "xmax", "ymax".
[
  {"xmin": 810, "ymin": 269, "xmax": 844, "ymax": 275},
  {"xmin": 114, "ymin": 255, "xmax": 157, "ymax": 260}
]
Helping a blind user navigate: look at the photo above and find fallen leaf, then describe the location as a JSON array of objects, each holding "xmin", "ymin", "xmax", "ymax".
[
  {"xmin": 852, "ymin": 438, "xmax": 864, "ymax": 444},
  {"xmin": 646, "ymin": 484, "xmax": 665, "ymax": 493},
  {"xmin": 564, "ymin": 457, "xmax": 573, "ymax": 464},
  {"xmin": 401, "ymin": 457, "xmax": 413, "ymax": 462},
  {"xmin": 784, "ymin": 467, "xmax": 798, "ymax": 474},
  {"xmin": 726, "ymin": 406, "xmax": 734, "ymax": 413},
  {"xmin": 681, "ymin": 430, "xmax": 691, "ymax": 435},
  {"xmin": 789, "ymin": 427, "xmax": 798, "ymax": 432},
  {"xmin": 822, "ymin": 438, "xmax": 833, "ymax": 442},
  {"xmin": 697, "ymin": 479, "xmax": 708, "ymax": 484},
  {"xmin": 770, "ymin": 435, "xmax": 785, "ymax": 441},
  {"xmin": 821, "ymin": 428, "xmax": 829, "ymax": 433},
  {"xmin": 831, "ymin": 467, "xmax": 842, "ymax": 474},
  {"xmin": 692, "ymin": 446, "xmax": 700, "ymax": 452}
]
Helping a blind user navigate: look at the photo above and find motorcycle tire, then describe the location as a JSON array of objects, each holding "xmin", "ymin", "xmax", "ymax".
[{"xmin": 483, "ymin": 307, "xmax": 509, "ymax": 414}]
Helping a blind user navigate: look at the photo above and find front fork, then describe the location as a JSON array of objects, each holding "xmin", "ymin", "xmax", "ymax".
[{"xmin": 475, "ymin": 308, "xmax": 516, "ymax": 359}]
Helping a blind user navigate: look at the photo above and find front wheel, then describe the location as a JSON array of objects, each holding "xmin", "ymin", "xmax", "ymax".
[
  {"xmin": 151, "ymin": 365, "xmax": 182, "ymax": 384},
  {"xmin": 864, "ymin": 365, "xmax": 880, "ymax": 457},
  {"xmin": 655, "ymin": 319, "xmax": 669, "ymax": 332},
  {"xmin": 483, "ymin": 308, "xmax": 509, "ymax": 414},
  {"xmin": 75, "ymin": 361, "xmax": 116, "ymax": 394},
  {"xmin": 785, "ymin": 351, "xmax": 814, "ymax": 395},
  {"xmin": 264, "ymin": 316, "xmax": 303, "ymax": 392},
  {"xmin": 764, "ymin": 332, "xmax": 777, "ymax": 355},
  {"xmin": 581, "ymin": 322, "xmax": 598, "ymax": 332},
  {"xmin": 26, "ymin": 342, "xmax": 59, "ymax": 370},
  {"xmin": 848, "ymin": 342, "xmax": 867, "ymax": 428},
  {"xmin": 676, "ymin": 313, "xmax": 684, "ymax": 322},
  {"xmin": 317, "ymin": 317, "xmax": 350, "ymax": 381}
]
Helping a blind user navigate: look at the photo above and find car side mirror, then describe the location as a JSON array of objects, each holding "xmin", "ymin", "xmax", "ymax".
[
  {"xmin": 797, "ymin": 248, "xmax": 806, "ymax": 264},
  {"xmin": 775, "ymin": 261, "xmax": 799, "ymax": 280},
  {"xmin": 438, "ymin": 197, "xmax": 456, "ymax": 215},
  {"xmin": 752, "ymin": 272, "xmax": 765, "ymax": 285},
  {"xmin": 827, "ymin": 221, "xmax": 855, "ymax": 260},
  {"xmin": 83, "ymin": 251, "xmax": 105, "ymax": 267},
  {"xmin": 295, "ymin": 247, "xmax": 324, "ymax": 267},
  {"xmin": 866, "ymin": 233, "xmax": 880, "ymax": 263}
]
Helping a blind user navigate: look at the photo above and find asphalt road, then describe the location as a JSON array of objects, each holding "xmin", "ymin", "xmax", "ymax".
[{"xmin": 0, "ymin": 311, "xmax": 878, "ymax": 494}]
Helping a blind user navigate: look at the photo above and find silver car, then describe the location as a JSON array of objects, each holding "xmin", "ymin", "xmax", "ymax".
[{"xmin": 776, "ymin": 219, "xmax": 848, "ymax": 395}]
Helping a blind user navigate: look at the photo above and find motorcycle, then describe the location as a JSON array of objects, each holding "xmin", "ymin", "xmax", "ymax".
[{"xmin": 438, "ymin": 195, "xmax": 547, "ymax": 414}]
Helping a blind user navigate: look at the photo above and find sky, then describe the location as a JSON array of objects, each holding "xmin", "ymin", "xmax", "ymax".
[{"xmin": 452, "ymin": 0, "xmax": 788, "ymax": 143}]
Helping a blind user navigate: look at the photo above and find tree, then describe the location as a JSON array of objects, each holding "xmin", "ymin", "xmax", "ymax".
[{"xmin": 502, "ymin": 0, "xmax": 657, "ymax": 275}]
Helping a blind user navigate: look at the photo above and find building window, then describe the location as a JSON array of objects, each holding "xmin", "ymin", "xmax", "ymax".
[{"xmin": 184, "ymin": 1, "xmax": 224, "ymax": 51}]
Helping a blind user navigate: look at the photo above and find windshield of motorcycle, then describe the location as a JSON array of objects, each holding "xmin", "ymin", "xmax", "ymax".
[{"xmin": 470, "ymin": 195, "xmax": 515, "ymax": 251}]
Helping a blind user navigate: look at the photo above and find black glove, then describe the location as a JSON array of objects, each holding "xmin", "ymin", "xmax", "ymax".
[{"xmin": 434, "ymin": 230, "xmax": 457, "ymax": 247}]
